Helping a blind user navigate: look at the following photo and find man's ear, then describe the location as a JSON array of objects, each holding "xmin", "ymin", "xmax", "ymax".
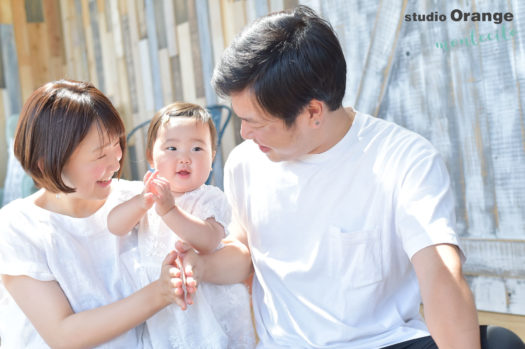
[{"xmin": 307, "ymin": 99, "xmax": 324, "ymax": 128}]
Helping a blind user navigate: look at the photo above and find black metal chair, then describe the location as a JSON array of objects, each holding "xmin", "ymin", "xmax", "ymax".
[{"xmin": 126, "ymin": 104, "xmax": 232, "ymax": 190}]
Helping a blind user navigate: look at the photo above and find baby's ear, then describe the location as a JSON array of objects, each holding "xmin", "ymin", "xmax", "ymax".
[{"xmin": 212, "ymin": 150, "xmax": 216, "ymax": 161}]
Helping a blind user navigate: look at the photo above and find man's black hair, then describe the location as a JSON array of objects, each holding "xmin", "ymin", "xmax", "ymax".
[{"xmin": 211, "ymin": 5, "xmax": 346, "ymax": 127}]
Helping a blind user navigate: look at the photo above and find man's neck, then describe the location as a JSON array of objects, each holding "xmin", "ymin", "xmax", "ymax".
[{"xmin": 310, "ymin": 106, "xmax": 355, "ymax": 154}]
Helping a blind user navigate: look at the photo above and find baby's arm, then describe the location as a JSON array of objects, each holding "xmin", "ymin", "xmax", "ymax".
[
  {"xmin": 151, "ymin": 177, "xmax": 224, "ymax": 254},
  {"xmin": 1, "ymin": 251, "xmax": 191, "ymax": 349},
  {"xmin": 107, "ymin": 172, "xmax": 157, "ymax": 236}
]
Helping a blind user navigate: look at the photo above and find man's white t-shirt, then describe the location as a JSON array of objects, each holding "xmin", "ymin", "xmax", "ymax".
[{"xmin": 224, "ymin": 111, "xmax": 462, "ymax": 348}]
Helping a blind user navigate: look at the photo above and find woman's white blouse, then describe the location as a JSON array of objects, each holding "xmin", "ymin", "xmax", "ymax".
[{"xmin": 0, "ymin": 179, "xmax": 149, "ymax": 348}]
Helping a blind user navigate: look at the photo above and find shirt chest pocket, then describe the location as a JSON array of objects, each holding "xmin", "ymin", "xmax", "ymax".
[{"xmin": 325, "ymin": 226, "xmax": 383, "ymax": 288}]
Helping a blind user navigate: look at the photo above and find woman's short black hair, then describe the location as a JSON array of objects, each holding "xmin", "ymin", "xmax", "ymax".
[{"xmin": 211, "ymin": 5, "xmax": 346, "ymax": 127}]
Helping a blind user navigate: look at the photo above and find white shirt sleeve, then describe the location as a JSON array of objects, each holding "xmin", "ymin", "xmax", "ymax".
[
  {"xmin": 0, "ymin": 201, "xmax": 55, "ymax": 281},
  {"xmin": 191, "ymin": 186, "xmax": 232, "ymax": 236},
  {"xmin": 395, "ymin": 150, "xmax": 462, "ymax": 260}
]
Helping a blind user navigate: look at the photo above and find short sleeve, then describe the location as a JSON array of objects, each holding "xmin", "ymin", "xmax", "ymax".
[
  {"xmin": 189, "ymin": 186, "xmax": 232, "ymax": 236},
  {"xmin": 0, "ymin": 201, "xmax": 55, "ymax": 281},
  {"xmin": 395, "ymin": 150, "xmax": 463, "ymax": 260}
]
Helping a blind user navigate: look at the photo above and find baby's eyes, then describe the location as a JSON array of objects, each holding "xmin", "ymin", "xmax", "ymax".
[
  {"xmin": 166, "ymin": 146, "xmax": 177, "ymax": 151},
  {"xmin": 192, "ymin": 147, "xmax": 203, "ymax": 151}
]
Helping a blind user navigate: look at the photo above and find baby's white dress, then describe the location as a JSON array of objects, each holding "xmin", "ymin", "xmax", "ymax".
[{"xmin": 129, "ymin": 184, "xmax": 255, "ymax": 349}]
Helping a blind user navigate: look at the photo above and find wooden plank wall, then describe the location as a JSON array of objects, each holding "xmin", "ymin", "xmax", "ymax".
[
  {"xmin": 303, "ymin": 0, "xmax": 525, "ymax": 324},
  {"xmin": 0, "ymin": 0, "xmax": 298, "ymax": 188}
]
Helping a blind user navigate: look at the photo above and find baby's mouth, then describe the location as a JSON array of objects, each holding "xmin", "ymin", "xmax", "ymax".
[{"xmin": 177, "ymin": 170, "xmax": 190, "ymax": 176}]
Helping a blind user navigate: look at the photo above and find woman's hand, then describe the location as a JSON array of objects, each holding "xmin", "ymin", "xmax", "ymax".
[
  {"xmin": 175, "ymin": 241, "xmax": 199, "ymax": 304},
  {"xmin": 158, "ymin": 250, "xmax": 192, "ymax": 310}
]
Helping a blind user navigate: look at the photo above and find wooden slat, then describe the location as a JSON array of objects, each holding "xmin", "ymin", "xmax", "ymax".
[
  {"xmin": 138, "ymin": 38, "xmax": 155, "ymax": 113},
  {"xmin": 144, "ymin": 0, "xmax": 163, "ymax": 110},
  {"xmin": 177, "ymin": 21, "xmax": 196, "ymax": 102},
  {"xmin": 0, "ymin": 0, "xmax": 13, "ymax": 24},
  {"xmin": 0, "ymin": 24, "xmax": 22, "ymax": 114},
  {"xmin": 467, "ymin": 275, "xmax": 525, "ymax": 315},
  {"xmin": 80, "ymin": 0, "xmax": 97, "ymax": 85},
  {"xmin": 163, "ymin": 0, "xmax": 177, "ymax": 56},
  {"xmin": 208, "ymin": 0, "xmax": 224, "ymax": 66},
  {"xmin": 25, "ymin": 0, "xmax": 44, "ymax": 23},
  {"xmin": 0, "ymin": 29, "xmax": 4, "ymax": 88},
  {"xmin": 170, "ymin": 55, "xmax": 183, "ymax": 102},
  {"xmin": 195, "ymin": 0, "xmax": 215, "ymax": 103},
  {"xmin": 462, "ymin": 239, "xmax": 525, "ymax": 278},
  {"xmin": 88, "ymin": 0, "xmax": 105, "ymax": 91},
  {"xmin": 158, "ymin": 48, "xmax": 173, "ymax": 104},
  {"xmin": 187, "ymin": 0, "xmax": 204, "ymax": 100},
  {"xmin": 127, "ymin": 0, "xmax": 146, "ymax": 122}
]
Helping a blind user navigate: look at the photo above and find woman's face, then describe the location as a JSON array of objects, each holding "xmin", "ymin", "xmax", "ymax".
[{"xmin": 61, "ymin": 123, "xmax": 122, "ymax": 201}]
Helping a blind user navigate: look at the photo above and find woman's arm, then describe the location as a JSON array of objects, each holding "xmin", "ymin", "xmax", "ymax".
[{"xmin": 2, "ymin": 251, "xmax": 186, "ymax": 349}]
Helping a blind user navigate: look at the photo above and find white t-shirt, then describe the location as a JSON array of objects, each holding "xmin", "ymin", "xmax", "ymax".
[
  {"xmin": 224, "ymin": 111, "xmax": 462, "ymax": 348},
  {"xmin": 132, "ymin": 184, "xmax": 255, "ymax": 349},
  {"xmin": 0, "ymin": 179, "xmax": 150, "ymax": 348}
]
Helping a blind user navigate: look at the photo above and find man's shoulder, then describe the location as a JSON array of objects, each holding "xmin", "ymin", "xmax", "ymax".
[
  {"xmin": 357, "ymin": 112, "xmax": 437, "ymax": 157},
  {"xmin": 225, "ymin": 140, "xmax": 260, "ymax": 168}
]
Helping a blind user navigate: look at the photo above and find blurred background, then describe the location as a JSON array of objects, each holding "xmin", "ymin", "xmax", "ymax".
[{"xmin": 0, "ymin": 0, "xmax": 523, "ymax": 339}]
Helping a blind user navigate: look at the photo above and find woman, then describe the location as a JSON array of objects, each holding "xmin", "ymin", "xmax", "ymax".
[{"xmin": 0, "ymin": 80, "xmax": 194, "ymax": 348}]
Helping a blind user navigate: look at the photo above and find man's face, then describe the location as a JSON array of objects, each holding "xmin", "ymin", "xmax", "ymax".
[{"xmin": 231, "ymin": 88, "xmax": 315, "ymax": 162}]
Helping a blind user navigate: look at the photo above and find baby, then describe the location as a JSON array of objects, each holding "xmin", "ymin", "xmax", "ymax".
[{"xmin": 108, "ymin": 102, "xmax": 255, "ymax": 348}]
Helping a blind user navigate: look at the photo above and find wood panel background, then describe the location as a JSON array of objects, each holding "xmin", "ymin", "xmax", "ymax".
[{"xmin": 0, "ymin": 0, "xmax": 523, "ymax": 333}]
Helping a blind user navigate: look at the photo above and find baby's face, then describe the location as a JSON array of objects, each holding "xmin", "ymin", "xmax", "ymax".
[{"xmin": 151, "ymin": 118, "xmax": 214, "ymax": 196}]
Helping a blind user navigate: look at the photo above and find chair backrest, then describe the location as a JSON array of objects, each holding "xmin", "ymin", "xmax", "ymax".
[{"xmin": 126, "ymin": 105, "xmax": 232, "ymax": 190}]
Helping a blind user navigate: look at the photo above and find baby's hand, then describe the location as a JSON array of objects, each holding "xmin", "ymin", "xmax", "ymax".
[
  {"xmin": 139, "ymin": 170, "xmax": 157, "ymax": 210},
  {"xmin": 150, "ymin": 176, "xmax": 175, "ymax": 216},
  {"xmin": 159, "ymin": 250, "xmax": 189, "ymax": 310}
]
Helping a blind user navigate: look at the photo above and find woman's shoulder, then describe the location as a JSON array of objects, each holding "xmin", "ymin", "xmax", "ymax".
[{"xmin": 0, "ymin": 195, "xmax": 42, "ymax": 224}]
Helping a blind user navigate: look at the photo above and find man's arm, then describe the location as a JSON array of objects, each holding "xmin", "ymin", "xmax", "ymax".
[
  {"xmin": 2, "ymin": 251, "xmax": 186, "ymax": 349},
  {"xmin": 178, "ymin": 217, "xmax": 253, "ymax": 285},
  {"xmin": 412, "ymin": 243, "xmax": 480, "ymax": 349}
]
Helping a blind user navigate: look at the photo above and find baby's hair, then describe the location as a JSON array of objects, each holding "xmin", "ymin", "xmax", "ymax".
[
  {"xmin": 146, "ymin": 102, "xmax": 218, "ymax": 162},
  {"xmin": 14, "ymin": 79, "xmax": 125, "ymax": 193}
]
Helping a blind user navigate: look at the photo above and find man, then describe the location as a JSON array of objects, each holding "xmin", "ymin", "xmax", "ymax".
[{"xmin": 186, "ymin": 5, "xmax": 481, "ymax": 348}]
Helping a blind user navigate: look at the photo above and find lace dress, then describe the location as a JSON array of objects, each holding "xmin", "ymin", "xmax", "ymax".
[{"xmin": 134, "ymin": 184, "xmax": 255, "ymax": 349}]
